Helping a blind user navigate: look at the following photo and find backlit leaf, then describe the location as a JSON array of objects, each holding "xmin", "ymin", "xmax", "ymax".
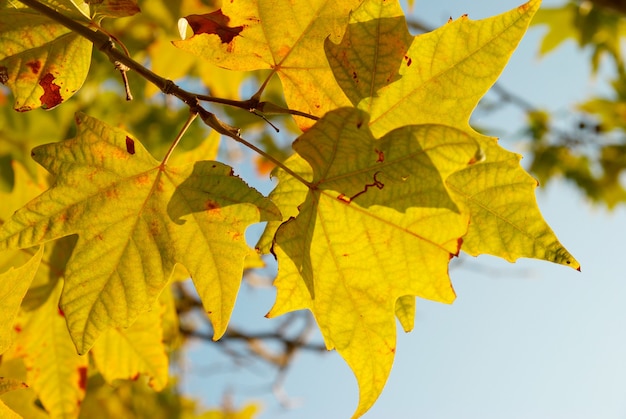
[
  {"xmin": 0, "ymin": 246, "xmax": 42, "ymax": 354},
  {"xmin": 269, "ymin": 107, "xmax": 479, "ymax": 416},
  {"xmin": 0, "ymin": 113, "xmax": 281, "ymax": 354},
  {"xmin": 173, "ymin": 0, "xmax": 362, "ymax": 128},
  {"xmin": 0, "ymin": 5, "xmax": 92, "ymax": 111},
  {"xmin": 446, "ymin": 136, "xmax": 580, "ymax": 268},
  {"xmin": 91, "ymin": 300, "xmax": 168, "ymax": 391},
  {"xmin": 326, "ymin": 0, "xmax": 541, "ymax": 135}
]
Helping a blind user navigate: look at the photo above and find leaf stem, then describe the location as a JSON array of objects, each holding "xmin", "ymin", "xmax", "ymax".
[{"xmin": 161, "ymin": 111, "xmax": 198, "ymax": 167}]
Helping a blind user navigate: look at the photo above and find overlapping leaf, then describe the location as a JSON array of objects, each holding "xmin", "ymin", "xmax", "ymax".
[
  {"xmin": 14, "ymin": 279, "xmax": 88, "ymax": 419},
  {"xmin": 326, "ymin": 0, "xmax": 540, "ymax": 135},
  {"xmin": 0, "ymin": 377, "xmax": 28, "ymax": 419},
  {"xmin": 0, "ymin": 246, "xmax": 42, "ymax": 355},
  {"xmin": 91, "ymin": 300, "xmax": 168, "ymax": 390},
  {"xmin": 269, "ymin": 107, "xmax": 480, "ymax": 416},
  {"xmin": 260, "ymin": 0, "xmax": 578, "ymax": 416},
  {"xmin": 173, "ymin": 0, "xmax": 362, "ymax": 128},
  {"xmin": 0, "ymin": 2, "xmax": 92, "ymax": 111},
  {"xmin": 0, "ymin": 113, "xmax": 281, "ymax": 354}
]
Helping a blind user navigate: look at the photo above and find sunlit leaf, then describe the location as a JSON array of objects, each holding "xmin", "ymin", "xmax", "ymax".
[
  {"xmin": 91, "ymin": 301, "xmax": 168, "ymax": 391},
  {"xmin": 16, "ymin": 279, "xmax": 88, "ymax": 418},
  {"xmin": 0, "ymin": 5, "xmax": 92, "ymax": 111},
  {"xmin": 173, "ymin": 0, "xmax": 362, "ymax": 128},
  {"xmin": 0, "ymin": 113, "xmax": 281, "ymax": 354},
  {"xmin": 0, "ymin": 246, "xmax": 42, "ymax": 354},
  {"xmin": 269, "ymin": 107, "xmax": 479, "ymax": 416}
]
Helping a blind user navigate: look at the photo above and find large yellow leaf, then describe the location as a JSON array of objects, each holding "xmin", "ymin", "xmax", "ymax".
[
  {"xmin": 324, "ymin": 0, "xmax": 578, "ymax": 267},
  {"xmin": 0, "ymin": 113, "xmax": 281, "ymax": 354},
  {"xmin": 0, "ymin": 4, "xmax": 92, "ymax": 111},
  {"xmin": 258, "ymin": 1, "xmax": 578, "ymax": 416},
  {"xmin": 173, "ymin": 0, "xmax": 362, "ymax": 127},
  {"xmin": 269, "ymin": 108, "xmax": 480, "ymax": 417}
]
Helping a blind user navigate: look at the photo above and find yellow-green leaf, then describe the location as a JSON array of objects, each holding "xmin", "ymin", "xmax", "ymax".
[
  {"xmin": 173, "ymin": 0, "xmax": 362, "ymax": 128},
  {"xmin": 320, "ymin": 0, "xmax": 578, "ymax": 267},
  {"xmin": 0, "ymin": 6, "xmax": 92, "ymax": 111},
  {"xmin": 91, "ymin": 301, "xmax": 168, "ymax": 391},
  {"xmin": 326, "ymin": 0, "xmax": 541, "ymax": 136},
  {"xmin": 0, "ymin": 113, "xmax": 281, "ymax": 354},
  {"xmin": 269, "ymin": 108, "xmax": 479, "ymax": 417},
  {"xmin": 256, "ymin": 154, "xmax": 311, "ymax": 253},
  {"xmin": 446, "ymin": 136, "xmax": 580, "ymax": 269},
  {"xmin": 0, "ymin": 245, "xmax": 43, "ymax": 354}
]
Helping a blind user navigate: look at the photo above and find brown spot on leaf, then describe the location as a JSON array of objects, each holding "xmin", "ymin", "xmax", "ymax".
[
  {"xmin": 404, "ymin": 56, "xmax": 412, "ymax": 67},
  {"xmin": 131, "ymin": 373, "xmax": 139, "ymax": 381},
  {"xmin": 77, "ymin": 366, "xmax": 87, "ymax": 391},
  {"xmin": 39, "ymin": 73, "xmax": 63, "ymax": 109},
  {"xmin": 58, "ymin": 306, "xmax": 65, "ymax": 317},
  {"xmin": 26, "ymin": 60, "xmax": 41, "ymax": 74},
  {"xmin": 0, "ymin": 66, "xmax": 8, "ymax": 84},
  {"xmin": 185, "ymin": 10, "xmax": 244, "ymax": 44},
  {"xmin": 375, "ymin": 149, "xmax": 384, "ymax": 163},
  {"xmin": 204, "ymin": 199, "xmax": 221, "ymax": 211},
  {"xmin": 125, "ymin": 136, "xmax": 135, "ymax": 155},
  {"xmin": 14, "ymin": 324, "xmax": 22, "ymax": 333}
]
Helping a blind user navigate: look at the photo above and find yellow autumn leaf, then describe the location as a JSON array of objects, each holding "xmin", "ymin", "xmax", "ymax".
[
  {"xmin": 326, "ymin": 0, "xmax": 541, "ymax": 136},
  {"xmin": 0, "ymin": 246, "xmax": 43, "ymax": 354},
  {"xmin": 173, "ymin": 0, "xmax": 361, "ymax": 128},
  {"xmin": 0, "ymin": 3, "xmax": 92, "ymax": 111},
  {"xmin": 0, "ymin": 113, "xmax": 281, "ymax": 355},
  {"xmin": 269, "ymin": 108, "xmax": 480, "ymax": 417},
  {"xmin": 258, "ymin": 1, "xmax": 578, "ymax": 416}
]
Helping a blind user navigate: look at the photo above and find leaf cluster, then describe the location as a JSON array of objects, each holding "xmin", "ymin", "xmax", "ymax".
[{"xmin": 0, "ymin": 0, "xmax": 578, "ymax": 417}]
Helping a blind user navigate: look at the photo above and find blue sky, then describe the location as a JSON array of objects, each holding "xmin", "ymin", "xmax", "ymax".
[{"xmin": 180, "ymin": 1, "xmax": 626, "ymax": 418}]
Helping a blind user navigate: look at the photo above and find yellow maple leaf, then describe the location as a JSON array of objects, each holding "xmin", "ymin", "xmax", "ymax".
[
  {"xmin": 259, "ymin": 0, "xmax": 578, "ymax": 416},
  {"xmin": 173, "ymin": 0, "xmax": 362, "ymax": 128},
  {"xmin": 0, "ymin": 113, "xmax": 281, "ymax": 355},
  {"xmin": 269, "ymin": 108, "xmax": 480, "ymax": 416}
]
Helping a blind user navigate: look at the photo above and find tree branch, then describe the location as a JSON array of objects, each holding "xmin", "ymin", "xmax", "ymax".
[{"xmin": 17, "ymin": 0, "xmax": 317, "ymax": 186}]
